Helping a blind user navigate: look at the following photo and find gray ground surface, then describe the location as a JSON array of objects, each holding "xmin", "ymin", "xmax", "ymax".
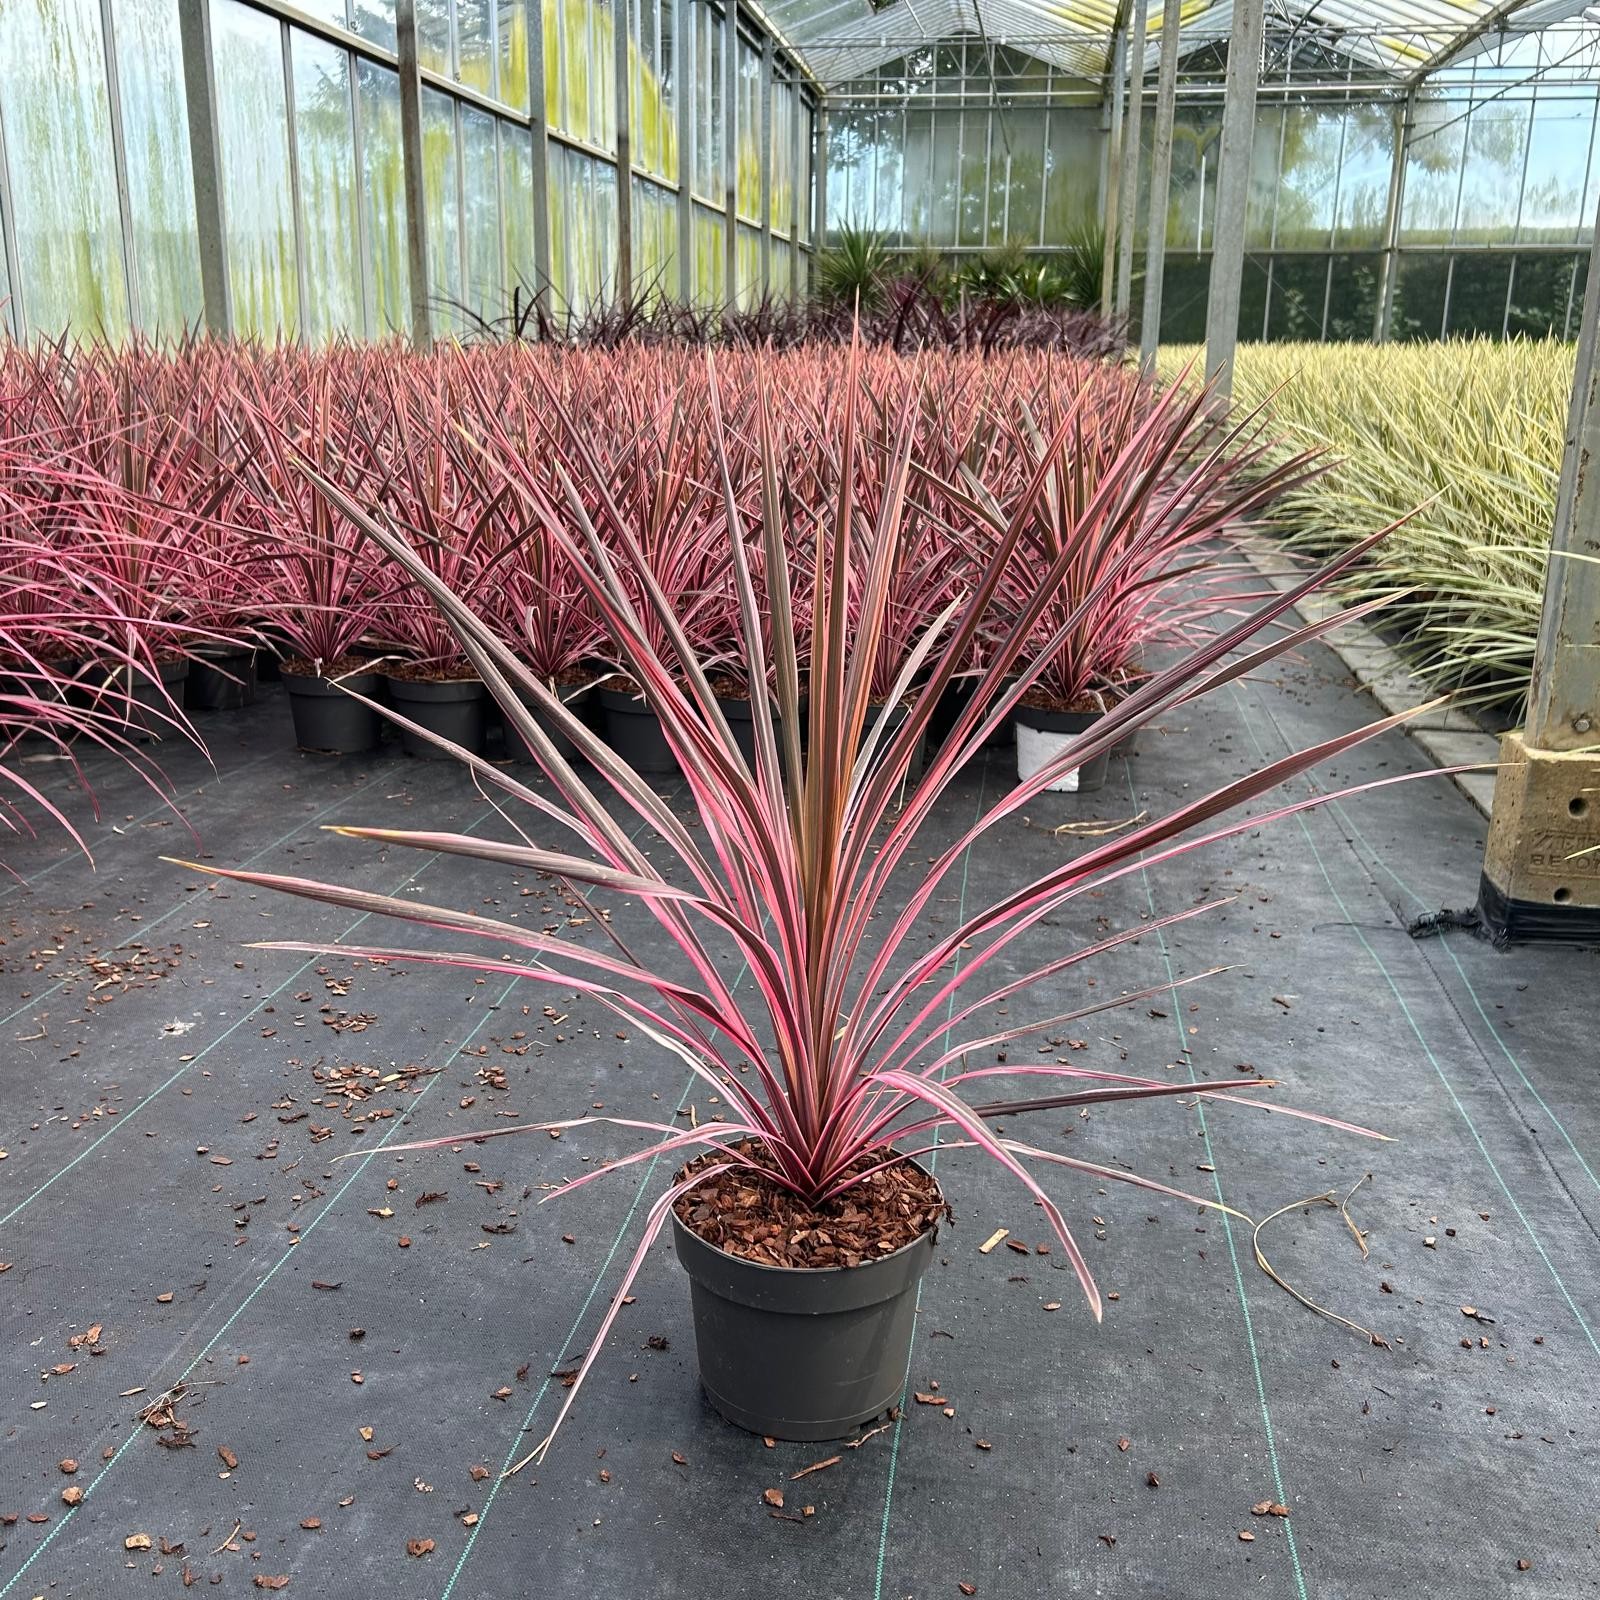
[{"xmin": 1, "ymin": 643, "xmax": 1596, "ymax": 1600}]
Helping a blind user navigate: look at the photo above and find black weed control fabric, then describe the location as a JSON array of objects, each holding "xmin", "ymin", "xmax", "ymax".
[{"xmin": 1, "ymin": 659, "xmax": 1596, "ymax": 1600}]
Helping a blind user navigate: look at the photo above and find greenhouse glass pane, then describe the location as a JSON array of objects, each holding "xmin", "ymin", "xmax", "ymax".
[
  {"xmin": 994, "ymin": 108, "xmax": 1045, "ymax": 247},
  {"xmin": 0, "ymin": 0, "xmax": 128, "ymax": 337},
  {"xmin": 502, "ymin": 129, "xmax": 537, "ymax": 303},
  {"xmin": 1168, "ymin": 112, "xmax": 1221, "ymax": 251},
  {"xmin": 1506, "ymin": 252, "xmax": 1579, "ymax": 336},
  {"xmin": 632, "ymin": 176, "xmax": 675, "ymax": 297},
  {"xmin": 1237, "ymin": 253, "xmax": 1270, "ymax": 343},
  {"xmin": 736, "ymin": 221, "xmax": 760, "ymax": 307},
  {"xmin": 902, "ymin": 108, "xmax": 935, "ymax": 242},
  {"xmin": 1325, "ymin": 252, "xmax": 1380, "ymax": 339},
  {"xmin": 736, "ymin": 37, "xmax": 760, "ymax": 221},
  {"xmin": 592, "ymin": 155, "xmax": 618, "ymax": 303},
  {"xmin": 1519, "ymin": 93, "xmax": 1593, "ymax": 245},
  {"xmin": 546, "ymin": 141, "xmax": 571, "ymax": 310},
  {"xmin": 692, "ymin": 1, "xmax": 723, "ymax": 202},
  {"xmin": 1157, "ymin": 256, "xmax": 1209, "ymax": 342},
  {"xmin": 1273, "ymin": 104, "xmax": 1342, "ymax": 250},
  {"xmin": 591, "ymin": 0, "xmax": 617, "ymax": 153},
  {"xmin": 1457, "ymin": 93, "xmax": 1531, "ymax": 246},
  {"xmin": 659, "ymin": 0, "xmax": 678, "ymax": 182},
  {"xmin": 354, "ymin": 0, "xmax": 397, "ymax": 54},
  {"xmin": 213, "ymin": 0, "xmax": 296, "ymax": 338},
  {"xmin": 798, "ymin": 100, "xmax": 813, "ymax": 244},
  {"xmin": 770, "ymin": 79, "xmax": 792, "ymax": 233},
  {"xmin": 874, "ymin": 107, "xmax": 906, "ymax": 242},
  {"xmin": 958, "ymin": 111, "xmax": 986, "ymax": 247},
  {"xmin": 692, "ymin": 203, "xmax": 724, "ymax": 304},
  {"xmin": 1401, "ymin": 97, "xmax": 1468, "ymax": 246},
  {"xmin": 1392, "ymin": 251, "xmax": 1449, "ymax": 339},
  {"xmin": 1446, "ymin": 251, "xmax": 1512, "ymax": 335},
  {"xmin": 927, "ymin": 108, "xmax": 960, "ymax": 247},
  {"xmin": 1264, "ymin": 253, "xmax": 1327, "ymax": 339},
  {"xmin": 458, "ymin": 0, "xmax": 495, "ymax": 98},
  {"xmin": 416, "ymin": 0, "xmax": 451, "ymax": 76},
  {"xmin": 113, "ymin": 0, "xmax": 203, "ymax": 336},
  {"xmin": 291, "ymin": 31, "xmax": 363, "ymax": 341},
  {"xmin": 1243, "ymin": 106, "xmax": 1281, "ymax": 248},
  {"xmin": 421, "ymin": 88, "xmax": 463, "ymax": 330},
  {"xmin": 1042, "ymin": 107, "xmax": 1097, "ymax": 246},
  {"xmin": 1335, "ymin": 106, "xmax": 1393, "ymax": 249},
  {"xmin": 291, "ymin": 0, "xmax": 350, "ymax": 30},
  {"xmin": 498, "ymin": 0, "xmax": 529, "ymax": 111},
  {"xmin": 357, "ymin": 61, "xmax": 410, "ymax": 337},
  {"xmin": 460, "ymin": 107, "xmax": 502, "ymax": 321}
]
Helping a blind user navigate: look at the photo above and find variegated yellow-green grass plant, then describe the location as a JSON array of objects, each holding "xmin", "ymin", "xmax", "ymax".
[
  {"xmin": 1163, "ymin": 338, "xmax": 1573, "ymax": 715},
  {"xmin": 173, "ymin": 346, "xmax": 1432, "ymax": 1460}
]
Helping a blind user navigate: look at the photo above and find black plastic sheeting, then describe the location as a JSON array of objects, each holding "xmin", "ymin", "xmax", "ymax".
[{"xmin": 2, "ymin": 647, "xmax": 1598, "ymax": 1600}]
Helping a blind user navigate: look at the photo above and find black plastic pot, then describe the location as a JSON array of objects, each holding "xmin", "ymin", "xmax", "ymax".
[
  {"xmin": 282, "ymin": 666, "xmax": 383, "ymax": 754},
  {"xmin": 859, "ymin": 700, "xmax": 925, "ymax": 778},
  {"xmin": 715, "ymin": 693, "xmax": 759, "ymax": 767},
  {"xmin": 111, "ymin": 658, "xmax": 190, "ymax": 742},
  {"xmin": 501, "ymin": 682, "xmax": 593, "ymax": 765},
  {"xmin": 386, "ymin": 675, "xmax": 488, "ymax": 759},
  {"xmin": 671, "ymin": 1198, "xmax": 938, "ymax": 1442},
  {"xmin": 597, "ymin": 685, "xmax": 677, "ymax": 775},
  {"xmin": 186, "ymin": 647, "xmax": 258, "ymax": 711},
  {"xmin": 1014, "ymin": 701, "xmax": 1111, "ymax": 794}
]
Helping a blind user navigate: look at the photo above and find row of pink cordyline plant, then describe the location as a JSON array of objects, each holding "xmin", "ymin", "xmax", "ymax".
[
  {"xmin": 0, "ymin": 337, "xmax": 1272, "ymax": 699},
  {"xmin": 173, "ymin": 339, "xmax": 1423, "ymax": 1459}
]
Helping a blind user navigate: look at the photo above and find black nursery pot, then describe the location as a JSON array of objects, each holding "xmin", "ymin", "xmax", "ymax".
[
  {"xmin": 501, "ymin": 682, "xmax": 594, "ymax": 765},
  {"xmin": 385, "ymin": 674, "xmax": 488, "ymax": 759},
  {"xmin": 116, "ymin": 658, "xmax": 190, "ymax": 742},
  {"xmin": 185, "ymin": 647, "xmax": 258, "ymax": 711},
  {"xmin": 282, "ymin": 667, "xmax": 383, "ymax": 754},
  {"xmin": 597, "ymin": 685, "xmax": 677, "ymax": 775},
  {"xmin": 671, "ymin": 1206, "xmax": 938, "ymax": 1442},
  {"xmin": 1013, "ymin": 701, "xmax": 1111, "ymax": 794}
]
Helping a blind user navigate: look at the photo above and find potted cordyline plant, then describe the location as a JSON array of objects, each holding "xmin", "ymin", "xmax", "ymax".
[
  {"xmin": 178, "ymin": 350, "xmax": 1414, "ymax": 1455},
  {"xmin": 978, "ymin": 376, "xmax": 1307, "ymax": 793}
]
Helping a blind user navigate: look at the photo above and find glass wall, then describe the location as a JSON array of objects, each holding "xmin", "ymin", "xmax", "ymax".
[
  {"xmin": 827, "ymin": 20, "xmax": 1599, "ymax": 346},
  {"xmin": 0, "ymin": 0, "xmax": 810, "ymax": 342}
]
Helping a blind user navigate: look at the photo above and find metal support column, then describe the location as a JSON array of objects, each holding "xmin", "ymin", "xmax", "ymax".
[
  {"xmin": 1099, "ymin": 20, "xmax": 1125, "ymax": 318},
  {"xmin": 524, "ymin": 0, "xmax": 554, "ymax": 316},
  {"xmin": 1201, "ymin": 0, "xmax": 1264, "ymax": 399},
  {"xmin": 177, "ymin": 0, "xmax": 233, "ymax": 337},
  {"xmin": 1373, "ymin": 89, "xmax": 1414, "ymax": 343},
  {"xmin": 1478, "ymin": 195, "xmax": 1600, "ymax": 942},
  {"xmin": 1138, "ymin": 0, "xmax": 1180, "ymax": 373},
  {"xmin": 758, "ymin": 36, "xmax": 773, "ymax": 295},
  {"xmin": 395, "ymin": 0, "xmax": 433, "ymax": 349},
  {"xmin": 724, "ymin": 17, "xmax": 739, "ymax": 306},
  {"xmin": 813, "ymin": 100, "xmax": 828, "ymax": 272},
  {"xmin": 674, "ymin": 0, "xmax": 694, "ymax": 302},
  {"xmin": 790, "ymin": 82, "xmax": 803, "ymax": 295},
  {"xmin": 1114, "ymin": 0, "xmax": 1148, "ymax": 320},
  {"xmin": 614, "ymin": 0, "xmax": 634, "ymax": 308}
]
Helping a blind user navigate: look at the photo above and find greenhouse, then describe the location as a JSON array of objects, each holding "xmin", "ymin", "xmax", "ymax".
[{"xmin": 1, "ymin": 0, "xmax": 1599, "ymax": 1596}]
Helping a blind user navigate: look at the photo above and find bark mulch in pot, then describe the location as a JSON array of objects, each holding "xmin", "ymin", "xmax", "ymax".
[{"xmin": 675, "ymin": 1142, "xmax": 948, "ymax": 1269}]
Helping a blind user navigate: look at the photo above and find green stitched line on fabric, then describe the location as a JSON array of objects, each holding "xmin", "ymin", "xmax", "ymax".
[
  {"xmin": 1227, "ymin": 682, "xmax": 1600, "ymax": 1359},
  {"xmin": 0, "ymin": 746, "xmax": 284, "ymax": 904},
  {"xmin": 1322, "ymin": 794, "xmax": 1600, "ymax": 1204},
  {"xmin": 438, "ymin": 786, "xmax": 751, "ymax": 1600},
  {"xmin": 0, "ymin": 971, "xmax": 522, "ymax": 1599},
  {"xmin": 0, "ymin": 808, "xmax": 496, "ymax": 1231},
  {"xmin": 869, "ymin": 767, "xmax": 987, "ymax": 1600},
  {"xmin": 1122, "ymin": 762, "xmax": 1311, "ymax": 1600},
  {"xmin": 0, "ymin": 779, "xmax": 363, "ymax": 1033}
]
